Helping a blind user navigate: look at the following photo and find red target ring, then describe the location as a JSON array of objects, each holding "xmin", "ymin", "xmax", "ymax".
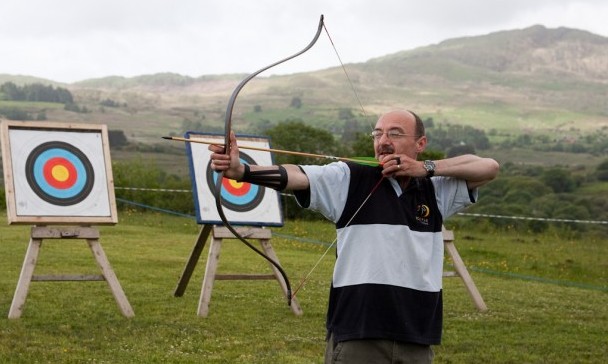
[
  {"xmin": 25, "ymin": 141, "xmax": 95, "ymax": 206},
  {"xmin": 42, "ymin": 157, "xmax": 78, "ymax": 189},
  {"xmin": 222, "ymin": 179, "xmax": 252, "ymax": 196}
]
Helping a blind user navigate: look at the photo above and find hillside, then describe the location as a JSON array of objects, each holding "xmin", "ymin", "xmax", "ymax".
[
  {"xmin": 365, "ymin": 26, "xmax": 608, "ymax": 116},
  {"xmin": 1, "ymin": 25, "xmax": 607, "ymax": 158},
  {"xmin": 79, "ymin": 25, "xmax": 608, "ymax": 134},
  {"xmin": 385, "ymin": 25, "xmax": 608, "ymax": 79}
]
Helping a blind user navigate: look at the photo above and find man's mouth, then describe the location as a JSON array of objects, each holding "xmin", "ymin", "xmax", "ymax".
[{"xmin": 377, "ymin": 147, "xmax": 394, "ymax": 158}]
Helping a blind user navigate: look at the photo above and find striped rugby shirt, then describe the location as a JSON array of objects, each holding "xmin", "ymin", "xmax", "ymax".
[{"xmin": 294, "ymin": 161, "xmax": 476, "ymax": 345}]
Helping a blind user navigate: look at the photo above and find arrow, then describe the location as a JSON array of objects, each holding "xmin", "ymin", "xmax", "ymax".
[{"xmin": 162, "ymin": 136, "xmax": 380, "ymax": 166}]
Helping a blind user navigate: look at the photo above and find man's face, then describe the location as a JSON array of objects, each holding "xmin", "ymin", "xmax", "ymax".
[{"xmin": 373, "ymin": 111, "xmax": 426, "ymax": 161}]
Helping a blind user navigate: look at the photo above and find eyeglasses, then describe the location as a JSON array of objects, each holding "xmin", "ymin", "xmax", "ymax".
[{"xmin": 370, "ymin": 129, "xmax": 418, "ymax": 140}]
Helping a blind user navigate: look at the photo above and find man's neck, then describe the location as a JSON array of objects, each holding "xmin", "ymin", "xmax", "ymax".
[{"xmin": 398, "ymin": 176, "xmax": 411, "ymax": 190}]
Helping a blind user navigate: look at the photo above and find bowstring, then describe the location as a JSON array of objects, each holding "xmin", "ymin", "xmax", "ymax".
[
  {"xmin": 322, "ymin": 23, "xmax": 368, "ymax": 121},
  {"xmin": 291, "ymin": 176, "xmax": 384, "ymax": 298}
]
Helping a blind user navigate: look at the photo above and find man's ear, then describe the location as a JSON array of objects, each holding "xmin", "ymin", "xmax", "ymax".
[{"xmin": 416, "ymin": 136, "xmax": 427, "ymax": 153}]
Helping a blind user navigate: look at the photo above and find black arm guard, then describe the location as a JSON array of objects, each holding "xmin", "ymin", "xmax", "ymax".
[{"xmin": 239, "ymin": 164, "xmax": 288, "ymax": 191}]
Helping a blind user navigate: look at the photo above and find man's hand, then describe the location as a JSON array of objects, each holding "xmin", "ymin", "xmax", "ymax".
[
  {"xmin": 209, "ymin": 131, "xmax": 245, "ymax": 180},
  {"xmin": 379, "ymin": 154, "xmax": 427, "ymax": 178}
]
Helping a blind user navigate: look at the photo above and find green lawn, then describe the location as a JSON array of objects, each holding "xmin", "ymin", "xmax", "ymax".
[{"xmin": 0, "ymin": 212, "xmax": 606, "ymax": 363}]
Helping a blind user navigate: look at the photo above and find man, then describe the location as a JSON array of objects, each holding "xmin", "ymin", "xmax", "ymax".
[{"xmin": 210, "ymin": 109, "xmax": 499, "ymax": 363}]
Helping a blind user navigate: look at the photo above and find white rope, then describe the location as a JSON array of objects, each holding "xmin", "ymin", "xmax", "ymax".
[
  {"xmin": 114, "ymin": 187, "xmax": 191, "ymax": 193},
  {"xmin": 458, "ymin": 212, "xmax": 608, "ymax": 225},
  {"xmin": 114, "ymin": 189, "xmax": 608, "ymax": 225}
]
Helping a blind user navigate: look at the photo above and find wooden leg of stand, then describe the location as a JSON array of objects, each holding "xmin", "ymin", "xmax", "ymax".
[
  {"xmin": 198, "ymin": 236, "xmax": 222, "ymax": 317},
  {"xmin": 445, "ymin": 241, "xmax": 488, "ymax": 312},
  {"xmin": 174, "ymin": 225, "xmax": 212, "ymax": 297},
  {"xmin": 88, "ymin": 239, "xmax": 135, "ymax": 318},
  {"xmin": 8, "ymin": 238, "xmax": 41, "ymax": 319}
]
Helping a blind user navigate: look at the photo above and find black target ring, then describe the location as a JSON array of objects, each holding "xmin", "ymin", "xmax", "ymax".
[{"xmin": 25, "ymin": 141, "xmax": 95, "ymax": 206}]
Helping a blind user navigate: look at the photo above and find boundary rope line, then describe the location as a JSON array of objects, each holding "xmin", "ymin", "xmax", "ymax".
[
  {"xmin": 115, "ymin": 187, "xmax": 191, "ymax": 193},
  {"xmin": 457, "ymin": 212, "xmax": 608, "ymax": 225},
  {"xmin": 114, "ymin": 189, "xmax": 608, "ymax": 225}
]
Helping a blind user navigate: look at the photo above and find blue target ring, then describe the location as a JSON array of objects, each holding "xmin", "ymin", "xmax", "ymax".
[
  {"xmin": 206, "ymin": 152, "xmax": 265, "ymax": 212},
  {"xmin": 25, "ymin": 141, "xmax": 95, "ymax": 206}
]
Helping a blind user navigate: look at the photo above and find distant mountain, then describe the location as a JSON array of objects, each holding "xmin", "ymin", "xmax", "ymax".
[
  {"xmin": 373, "ymin": 25, "xmax": 608, "ymax": 80},
  {"xmin": 0, "ymin": 74, "xmax": 65, "ymax": 86},
  {"xmin": 75, "ymin": 73, "xmax": 198, "ymax": 89},
  {"xmin": 2, "ymin": 25, "xmax": 607, "ymax": 140},
  {"xmin": 359, "ymin": 25, "xmax": 608, "ymax": 114}
]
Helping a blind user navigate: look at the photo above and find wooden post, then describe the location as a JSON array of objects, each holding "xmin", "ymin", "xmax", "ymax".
[
  {"xmin": 8, "ymin": 234, "xmax": 41, "ymax": 319},
  {"xmin": 174, "ymin": 224, "xmax": 213, "ymax": 297},
  {"xmin": 8, "ymin": 226, "xmax": 134, "ymax": 319},
  {"xmin": 197, "ymin": 226, "xmax": 303, "ymax": 317},
  {"xmin": 442, "ymin": 226, "xmax": 488, "ymax": 312}
]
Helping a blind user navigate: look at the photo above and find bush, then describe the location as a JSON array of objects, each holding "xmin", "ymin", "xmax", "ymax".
[
  {"xmin": 112, "ymin": 160, "xmax": 194, "ymax": 215},
  {"xmin": 596, "ymin": 159, "xmax": 608, "ymax": 181}
]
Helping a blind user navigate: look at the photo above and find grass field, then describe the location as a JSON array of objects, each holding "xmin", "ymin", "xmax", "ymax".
[{"xmin": 0, "ymin": 212, "xmax": 606, "ymax": 363}]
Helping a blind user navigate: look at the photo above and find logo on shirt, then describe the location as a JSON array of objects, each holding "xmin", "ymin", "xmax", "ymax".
[{"xmin": 416, "ymin": 204, "xmax": 430, "ymax": 225}]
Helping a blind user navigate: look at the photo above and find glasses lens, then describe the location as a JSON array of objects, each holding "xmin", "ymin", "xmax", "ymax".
[
  {"xmin": 371, "ymin": 130, "xmax": 402, "ymax": 139},
  {"xmin": 388, "ymin": 131, "xmax": 402, "ymax": 139},
  {"xmin": 371, "ymin": 130, "xmax": 414, "ymax": 140}
]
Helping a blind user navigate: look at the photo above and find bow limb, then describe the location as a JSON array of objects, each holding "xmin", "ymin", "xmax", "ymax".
[
  {"xmin": 222, "ymin": 14, "xmax": 324, "ymax": 152},
  {"xmin": 214, "ymin": 15, "xmax": 325, "ymax": 306}
]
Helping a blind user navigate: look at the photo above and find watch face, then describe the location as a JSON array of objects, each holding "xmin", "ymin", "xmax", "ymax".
[{"xmin": 424, "ymin": 160, "xmax": 435, "ymax": 177}]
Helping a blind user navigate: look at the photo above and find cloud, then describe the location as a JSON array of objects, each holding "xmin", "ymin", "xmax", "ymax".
[{"xmin": 1, "ymin": 0, "xmax": 607, "ymax": 83}]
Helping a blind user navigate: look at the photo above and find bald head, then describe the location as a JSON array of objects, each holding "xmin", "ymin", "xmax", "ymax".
[{"xmin": 376, "ymin": 110, "xmax": 425, "ymax": 138}]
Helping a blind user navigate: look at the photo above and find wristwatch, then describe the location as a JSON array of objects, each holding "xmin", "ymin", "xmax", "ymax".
[{"xmin": 423, "ymin": 160, "xmax": 436, "ymax": 177}]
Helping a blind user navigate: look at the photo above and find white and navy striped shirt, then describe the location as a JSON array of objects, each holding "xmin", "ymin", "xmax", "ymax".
[{"xmin": 295, "ymin": 161, "xmax": 476, "ymax": 345}]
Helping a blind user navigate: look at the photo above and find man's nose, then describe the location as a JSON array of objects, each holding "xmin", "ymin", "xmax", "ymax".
[{"xmin": 378, "ymin": 132, "xmax": 392, "ymax": 143}]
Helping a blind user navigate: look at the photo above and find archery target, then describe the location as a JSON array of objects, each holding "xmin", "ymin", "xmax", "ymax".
[
  {"xmin": 25, "ymin": 141, "xmax": 95, "ymax": 206},
  {"xmin": 205, "ymin": 152, "xmax": 265, "ymax": 212},
  {"xmin": 1, "ymin": 123, "xmax": 116, "ymax": 224},
  {"xmin": 186, "ymin": 132, "xmax": 283, "ymax": 227}
]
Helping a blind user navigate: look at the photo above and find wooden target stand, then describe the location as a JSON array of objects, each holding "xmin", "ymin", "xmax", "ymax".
[
  {"xmin": 174, "ymin": 225, "xmax": 302, "ymax": 317},
  {"xmin": 8, "ymin": 225, "xmax": 134, "ymax": 319},
  {"xmin": 1, "ymin": 122, "xmax": 133, "ymax": 319},
  {"xmin": 442, "ymin": 226, "xmax": 488, "ymax": 312}
]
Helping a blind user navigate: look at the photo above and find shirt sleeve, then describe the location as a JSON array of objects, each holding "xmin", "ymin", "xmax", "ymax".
[
  {"xmin": 431, "ymin": 176, "xmax": 477, "ymax": 219},
  {"xmin": 293, "ymin": 162, "xmax": 350, "ymax": 222}
]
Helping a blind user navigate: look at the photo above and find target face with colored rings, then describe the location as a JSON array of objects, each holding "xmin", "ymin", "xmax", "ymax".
[
  {"xmin": 206, "ymin": 152, "xmax": 264, "ymax": 212},
  {"xmin": 25, "ymin": 141, "xmax": 95, "ymax": 206}
]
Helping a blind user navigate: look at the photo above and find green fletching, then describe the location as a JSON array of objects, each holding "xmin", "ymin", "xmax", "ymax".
[{"xmin": 350, "ymin": 157, "xmax": 379, "ymax": 166}]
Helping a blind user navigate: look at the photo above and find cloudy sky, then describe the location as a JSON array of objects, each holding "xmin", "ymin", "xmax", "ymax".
[{"xmin": 2, "ymin": 0, "xmax": 607, "ymax": 84}]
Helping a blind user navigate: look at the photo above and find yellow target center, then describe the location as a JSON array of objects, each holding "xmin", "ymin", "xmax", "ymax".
[
  {"xmin": 51, "ymin": 165, "xmax": 70, "ymax": 182},
  {"xmin": 228, "ymin": 179, "xmax": 244, "ymax": 188}
]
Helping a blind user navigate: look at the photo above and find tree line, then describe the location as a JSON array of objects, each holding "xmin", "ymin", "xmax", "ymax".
[
  {"xmin": 106, "ymin": 120, "xmax": 607, "ymax": 235},
  {"xmin": 1, "ymin": 100, "xmax": 605, "ymax": 235},
  {"xmin": 0, "ymin": 82, "xmax": 74, "ymax": 104}
]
